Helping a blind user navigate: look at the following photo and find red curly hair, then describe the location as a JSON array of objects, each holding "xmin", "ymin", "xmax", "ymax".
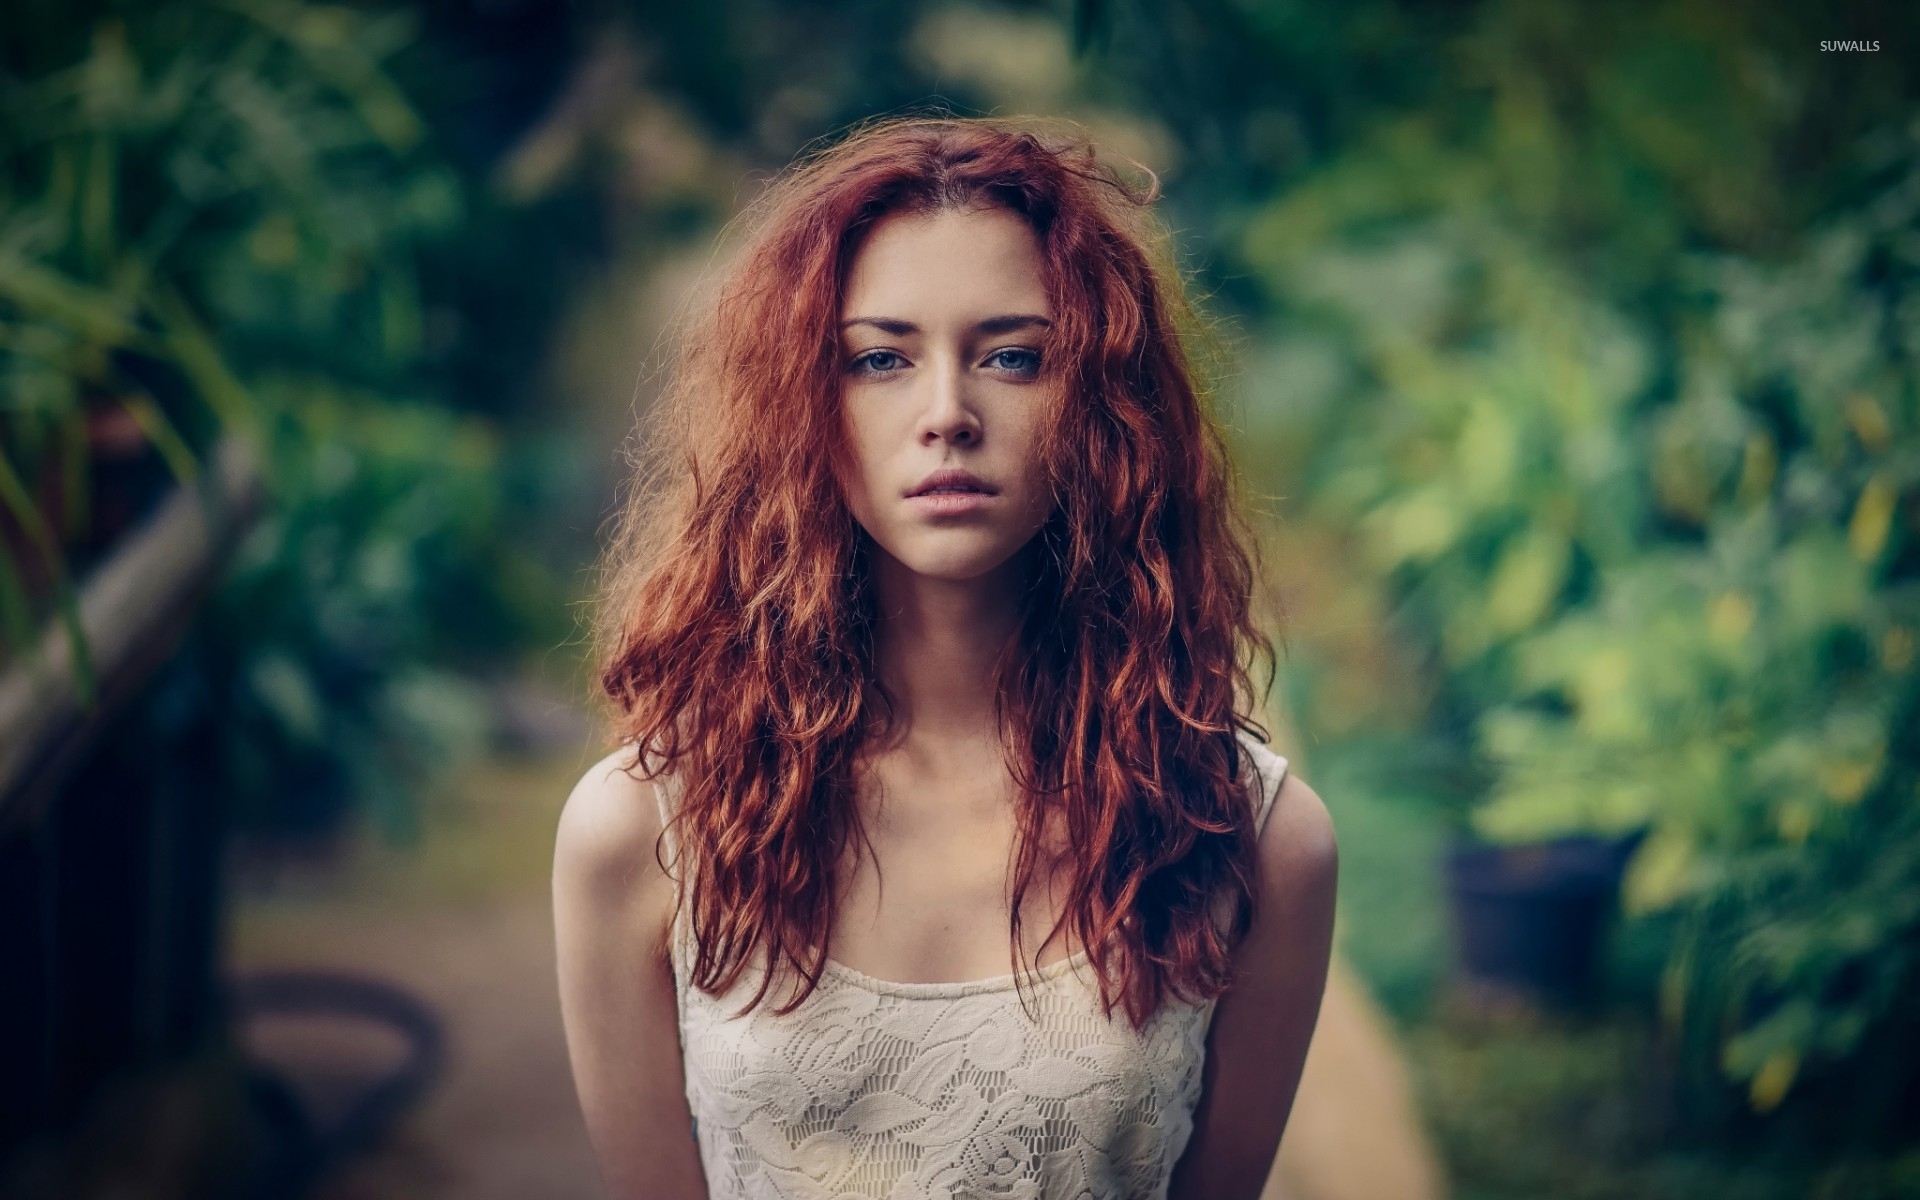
[{"xmin": 589, "ymin": 114, "xmax": 1281, "ymax": 1029}]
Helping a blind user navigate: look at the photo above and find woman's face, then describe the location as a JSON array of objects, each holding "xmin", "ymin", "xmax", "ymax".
[{"xmin": 836, "ymin": 205, "xmax": 1057, "ymax": 588}]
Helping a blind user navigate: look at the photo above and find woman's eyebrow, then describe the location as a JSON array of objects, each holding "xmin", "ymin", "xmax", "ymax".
[
  {"xmin": 838, "ymin": 314, "xmax": 1053, "ymax": 335},
  {"xmin": 976, "ymin": 314, "xmax": 1052, "ymax": 335},
  {"xmin": 839, "ymin": 316, "xmax": 917, "ymax": 335}
]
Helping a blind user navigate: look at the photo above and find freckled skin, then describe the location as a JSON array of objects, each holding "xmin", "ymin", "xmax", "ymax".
[{"xmin": 836, "ymin": 205, "xmax": 1057, "ymax": 594}]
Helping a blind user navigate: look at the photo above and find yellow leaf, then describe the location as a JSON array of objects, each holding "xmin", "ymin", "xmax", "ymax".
[
  {"xmin": 1748, "ymin": 1050, "xmax": 1798, "ymax": 1113},
  {"xmin": 1574, "ymin": 647, "xmax": 1641, "ymax": 738},
  {"xmin": 1654, "ymin": 442, "xmax": 1713, "ymax": 523},
  {"xmin": 1579, "ymin": 647, "xmax": 1631, "ymax": 702},
  {"xmin": 1735, "ymin": 431, "xmax": 1776, "ymax": 506},
  {"xmin": 1624, "ymin": 829, "xmax": 1694, "ymax": 915},
  {"xmin": 1456, "ymin": 399, "xmax": 1517, "ymax": 504},
  {"xmin": 1486, "ymin": 528, "xmax": 1571, "ymax": 634},
  {"xmin": 1845, "ymin": 393, "xmax": 1891, "ymax": 454},
  {"xmin": 1882, "ymin": 626, "xmax": 1915, "ymax": 672},
  {"xmin": 1363, "ymin": 489, "xmax": 1462, "ymax": 567},
  {"xmin": 1849, "ymin": 475, "xmax": 1895, "ymax": 563},
  {"xmin": 1820, "ymin": 758, "xmax": 1879, "ymax": 806},
  {"xmin": 1708, "ymin": 592, "xmax": 1754, "ymax": 646}
]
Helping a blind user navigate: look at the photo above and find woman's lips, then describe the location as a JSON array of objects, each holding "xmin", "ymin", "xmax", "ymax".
[{"xmin": 905, "ymin": 490, "xmax": 996, "ymax": 516}]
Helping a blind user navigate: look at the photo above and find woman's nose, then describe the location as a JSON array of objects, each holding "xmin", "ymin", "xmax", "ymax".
[{"xmin": 920, "ymin": 353, "xmax": 978, "ymax": 443}]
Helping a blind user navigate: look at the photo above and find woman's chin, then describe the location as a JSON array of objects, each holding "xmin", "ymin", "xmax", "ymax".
[{"xmin": 881, "ymin": 540, "xmax": 1027, "ymax": 584}]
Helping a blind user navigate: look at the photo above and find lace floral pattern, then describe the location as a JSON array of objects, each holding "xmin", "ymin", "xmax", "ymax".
[{"xmin": 658, "ymin": 735, "xmax": 1289, "ymax": 1200}]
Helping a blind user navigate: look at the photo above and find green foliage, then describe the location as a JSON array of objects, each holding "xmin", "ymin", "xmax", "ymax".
[
  {"xmin": 1465, "ymin": 139, "xmax": 1918, "ymax": 1135},
  {"xmin": 1410, "ymin": 1016, "xmax": 1920, "ymax": 1200},
  {"xmin": 157, "ymin": 383, "xmax": 546, "ymax": 843},
  {"xmin": 1, "ymin": 0, "xmax": 568, "ymax": 838},
  {"xmin": 1219, "ymin": 0, "xmax": 1920, "ymax": 1143},
  {"xmin": 0, "ymin": 0, "xmax": 460, "ymax": 670}
]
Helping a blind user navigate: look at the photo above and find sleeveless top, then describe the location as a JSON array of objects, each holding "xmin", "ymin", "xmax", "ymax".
[{"xmin": 650, "ymin": 732, "xmax": 1290, "ymax": 1200}]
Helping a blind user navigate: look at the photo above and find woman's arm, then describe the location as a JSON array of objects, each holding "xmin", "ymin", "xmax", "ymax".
[
  {"xmin": 553, "ymin": 746, "xmax": 710, "ymax": 1200},
  {"xmin": 1168, "ymin": 769, "xmax": 1340, "ymax": 1200}
]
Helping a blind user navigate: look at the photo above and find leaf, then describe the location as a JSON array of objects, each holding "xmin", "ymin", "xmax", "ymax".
[
  {"xmin": 1778, "ymin": 530, "xmax": 1867, "ymax": 636},
  {"xmin": 1486, "ymin": 526, "xmax": 1571, "ymax": 634},
  {"xmin": 1748, "ymin": 1050, "xmax": 1798, "ymax": 1114},
  {"xmin": 117, "ymin": 393, "xmax": 202, "ymax": 488},
  {"xmin": 1623, "ymin": 828, "xmax": 1696, "ymax": 915},
  {"xmin": 1454, "ymin": 398, "xmax": 1519, "ymax": 506},
  {"xmin": 247, "ymin": 649, "xmax": 323, "ymax": 745},
  {"xmin": 1848, "ymin": 475, "xmax": 1896, "ymax": 563},
  {"xmin": 1843, "ymin": 394, "xmax": 1891, "ymax": 454},
  {"xmin": 1361, "ymin": 486, "xmax": 1463, "ymax": 568},
  {"xmin": 218, "ymin": 0, "xmax": 426, "ymax": 154},
  {"xmin": 0, "ymin": 254, "xmax": 147, "ymax": 346},
  {"xmin": 148, "ymin": 283, "xmax": 259, "ymax": 437},
  {"xmin": 1705, "ymin": 590, "xmax": 1755, "ymax": 646}
]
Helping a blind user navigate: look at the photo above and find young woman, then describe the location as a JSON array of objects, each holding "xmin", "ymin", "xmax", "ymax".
[{"xmin": 554, "ymin": 115, "xmax": 1337, "ymax": 1200}]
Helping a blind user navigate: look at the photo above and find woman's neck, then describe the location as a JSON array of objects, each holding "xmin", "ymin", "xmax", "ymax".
[{"xmin": 864, "ymin": 540, "xmax": 1031, "ymax": 756}]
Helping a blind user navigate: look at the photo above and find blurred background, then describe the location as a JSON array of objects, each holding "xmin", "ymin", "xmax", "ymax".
[{"xmin": 2, "ymin": 1, "xmax": 1917, "ymax": 1197}]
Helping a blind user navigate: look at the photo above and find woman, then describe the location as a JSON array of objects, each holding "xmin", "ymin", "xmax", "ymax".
[{"xmin": 554, "ymin": 115, "xmax": 1337, "ymax": 1200}]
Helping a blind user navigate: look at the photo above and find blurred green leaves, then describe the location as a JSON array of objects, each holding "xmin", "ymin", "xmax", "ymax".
[
  {"xmin": 1, "ymin": 0, "xmax": 569, "ymax": 842},
  {"xmin": 0, "ymin": 0, "xmax": 450, "ymax": 674},
  {"xmin": 1218, "ymin": 0, "xmax": 1920, "ymax": 1140},
  {"xmin": 150, "ymin": 378, "xmax": 565, "ymax": 846}
]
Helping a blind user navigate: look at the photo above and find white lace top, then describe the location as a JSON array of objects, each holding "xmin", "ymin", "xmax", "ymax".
[{"xmin": 651, "ymin": 733, "xmax": 1290, "ymax": 1200}]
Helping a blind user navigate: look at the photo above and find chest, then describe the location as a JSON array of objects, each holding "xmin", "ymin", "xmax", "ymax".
[
  {"xmin": 827, "ymin": 761, "xmax": 1078, "ymax": 986},
  {"xmin": 675, "ymin": 967, "xmax": 1214, "ymax": 1200}
]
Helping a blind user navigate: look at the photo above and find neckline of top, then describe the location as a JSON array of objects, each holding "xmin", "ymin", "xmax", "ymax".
[
  {"xmin": 817, "ymin": 942, "xmax": 1094, "ymax": 999},
  {"xmin": 808, "ymin": 732, "xmax": 1288, "ymax": 999}
]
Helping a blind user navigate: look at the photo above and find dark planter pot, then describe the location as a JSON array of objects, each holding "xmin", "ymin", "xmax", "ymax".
[{"xmin": 1444, "ymin": 829, "xmax": 1647, "ymax": 1008}]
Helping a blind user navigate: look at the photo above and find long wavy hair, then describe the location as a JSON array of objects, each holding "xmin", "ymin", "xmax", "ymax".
[{"xmin": 588, "ymin": 114, "xmax": 1282, "ymax": 1029}]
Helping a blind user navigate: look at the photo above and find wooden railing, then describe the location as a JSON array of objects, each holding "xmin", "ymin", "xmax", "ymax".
[{"xmin": 0, "ymin": 435, "xmax": 266, "ymax": 824}]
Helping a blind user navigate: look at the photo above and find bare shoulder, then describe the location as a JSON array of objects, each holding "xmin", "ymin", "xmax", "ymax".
[
  {"xmin": 1238, "ymin": 738, "xmax": 1338, "ymax": 897},
  {"xmin": 1260, "ymin": 764, "xmax": 1338, "ymax": 897},
  {"xmin": 553, "ymin": 742, "xmax": 674, "ymax": 919},
  {"xmin": 1233, "ymin": 741, "xmax": 1338, "ymax": 958}
]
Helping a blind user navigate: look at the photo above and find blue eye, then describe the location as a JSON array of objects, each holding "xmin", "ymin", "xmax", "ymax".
[
  {"xmin": 989, "ymin": 348, "xmax": 1041, "ymax": 375},
  {"xmin": 850, "ymin": 349, "xmax": 904, "ymax": 375}
]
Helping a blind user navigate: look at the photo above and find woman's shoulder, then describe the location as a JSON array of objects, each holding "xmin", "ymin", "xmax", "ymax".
[
  {"xmin": 1258, "ymin": 767, "xmax": 1337, "ymax": 917},
  {"xmin": 553, "ymin": 741, "xmax": 675, "ymax": 914},
  {"xmin": 1235, "ymin": 731, "xmax": 1336, "ymax": 888}
]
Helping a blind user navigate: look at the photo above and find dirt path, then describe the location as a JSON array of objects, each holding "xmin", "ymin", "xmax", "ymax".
[{"xmin": 230, "ymin": 751, "xmax": 604, "ymax": 1200}]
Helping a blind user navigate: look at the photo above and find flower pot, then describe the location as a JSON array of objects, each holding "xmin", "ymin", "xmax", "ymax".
[{"xmin": 1443, "ymin": 830, "xmax": 1646, "ymax": 1008}]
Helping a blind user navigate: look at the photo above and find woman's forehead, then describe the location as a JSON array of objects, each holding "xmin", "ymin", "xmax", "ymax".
[{"xmin": 842, "ymin": 206, "xmax": 1049, "ymax": 318}]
